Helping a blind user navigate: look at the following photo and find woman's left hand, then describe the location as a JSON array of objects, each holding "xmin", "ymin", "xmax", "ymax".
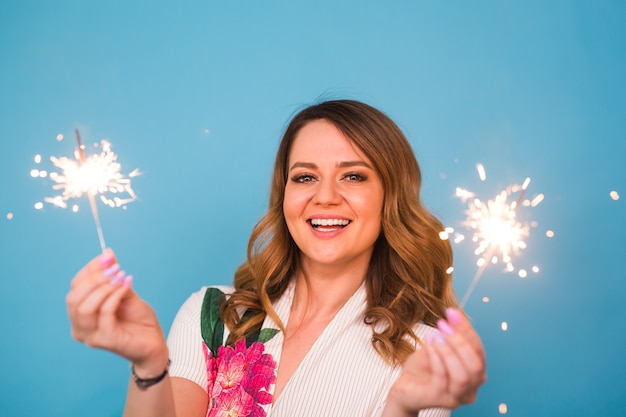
[{"xmin": 382, "ymin": 308, "xmax": 487, "ymax": 416}]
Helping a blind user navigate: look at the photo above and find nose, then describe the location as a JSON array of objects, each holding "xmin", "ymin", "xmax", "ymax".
[{"xmin": 312, "ymin": 178, "xmax": 341, "ymax": 206}]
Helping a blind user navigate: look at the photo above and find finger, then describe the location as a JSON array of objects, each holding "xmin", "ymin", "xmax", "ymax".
[
  {"xmin": 66, "ymin": 262, "xmax": 124, "ymax": 321},
  {"xmin": 422, "ymin": 332, "xmax": 462, "ymax": 408},
  {"xmin": 70, "ymin": 273, "xmax": 128, "ymax": 341},
  {"xmin": 448, "ymin": 334, "xmax": 486, "ymax": 385},
  {"xmin": 99, "ymin": 275, "xmax": 133, "ymax": 321},
  {"xmin": 446, "ymin": 308, "xmax": 484, "ymax": 351},
  {"xmin": 445, "ymin": 309, "xmax": 487, "ymax": 374},
  {"xmin": 68, "ymin": 266, "xmax": 125, "ymax": 325},
  {"xmin": 434, "ymin": 321, "xmax": 469, "ymax": 373},
  {"xmin": 70, "ymin": 249, "xmax": 117, "ymax": 289},
  {"xmin": 436, "ymin": 319, "xmax": 485, "ymax": 402},
  {"xmin": 67, "ymin": 261, "xmax": 120, "ymax": 304},
  {"xmin": 84, "ymin": 277, "xmax": 134, "ymax": 349},
  {"xmin": 423, "ymin": 333, "xmax": 449, "ymax": 385},
  {"xmin": 74, "ymin": 270, "xmax": 127, "ymax": 320}
]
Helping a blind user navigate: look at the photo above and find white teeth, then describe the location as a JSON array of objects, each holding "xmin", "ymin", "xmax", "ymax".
[{"xmin": 310, "ymin": 218, "xmax": 350, "ymax": 226}]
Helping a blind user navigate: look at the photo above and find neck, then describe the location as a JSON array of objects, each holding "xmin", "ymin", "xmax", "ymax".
[{"xmin": 290, "ymin": 256, "xmax": 369, "ymax": 322}]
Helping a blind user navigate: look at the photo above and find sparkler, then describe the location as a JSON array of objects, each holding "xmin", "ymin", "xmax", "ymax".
[
  {"xmin": 448, "ymin": 163, "xmax": 543, "ymax": 307},
  {"xmin": 33, "ymin": 130, "xmax": 140, "ymax": 252}
]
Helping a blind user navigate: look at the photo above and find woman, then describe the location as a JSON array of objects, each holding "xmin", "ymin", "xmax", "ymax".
[{"xmin": 66, "ymin": 99, "xmax": 486, "ymax": 417}]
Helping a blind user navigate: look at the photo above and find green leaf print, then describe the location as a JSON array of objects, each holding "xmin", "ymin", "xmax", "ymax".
[
  {"xmin": 257, "ymin": 328, "xmax": 280, "ymax": 344},
  {"xmin": 200, "ymin": 287, "xmax": 225, "ymax": 354}
]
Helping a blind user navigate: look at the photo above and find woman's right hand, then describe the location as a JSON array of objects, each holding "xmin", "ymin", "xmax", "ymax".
[{"xmin": 66, "ymin": 249, "xmax": 169, "ymax": 373}]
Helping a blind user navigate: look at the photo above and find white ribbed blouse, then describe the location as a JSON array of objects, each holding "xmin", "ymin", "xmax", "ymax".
[{"xmin": 167, "ymin": 283, "xmax": 450, "ymax": 417}]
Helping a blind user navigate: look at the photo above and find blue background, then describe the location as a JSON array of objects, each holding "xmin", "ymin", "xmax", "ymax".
[{"xmin": 1, "ymin": 1, "xmax": 625, "ymax": 416}]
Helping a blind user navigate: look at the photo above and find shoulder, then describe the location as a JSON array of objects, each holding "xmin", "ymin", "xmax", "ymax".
[
  {"xmin": 167, "ymin": 286, "xmax": 233, "ymax": 392},
  {"xmin": 186, "ymin": 285, "xmax": 234, "ymax": 305},
  {"xmin": 173, "ymin": 286, "xmax": 235, "ymax": 323}
]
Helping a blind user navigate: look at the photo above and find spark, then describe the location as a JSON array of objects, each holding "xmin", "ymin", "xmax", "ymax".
[
  {"xmin": 454, "ymin": 164, "xmax": 543, "ymax": 307},
  {"xmin": 45, "ymin": 139, "xmax": 139, "ymax": 209},
  {"xmin": 610, "ymin": 190, "xmax": 620, "ymax": 201},
  {"xmin": 476, "ymin": 163, "xmax": 487, "ymax": 181},
  {"xmin": 34, "ymin": 129, "xmax": 139, "ymax": 251},
  {"xmin": 530, "ymin": 194, "xmax": 544, "ymax": 207},
  {"xmin": 455, "ymin": 187, "xmax": 475, "ymax": 203}
]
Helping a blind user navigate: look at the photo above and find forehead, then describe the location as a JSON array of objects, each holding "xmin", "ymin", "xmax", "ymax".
[{"xmin": 288, "ymin": 119, "xmax": 370, "ymax": 163}]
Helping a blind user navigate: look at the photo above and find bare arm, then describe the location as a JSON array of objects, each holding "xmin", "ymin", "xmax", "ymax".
[
  {"xmin": 66, "ymin": 250, "xmax": 207, "ymax": 417},
  {"xmin": 123, "ymin": 376, "xmax": 207, "ymax": 417}
]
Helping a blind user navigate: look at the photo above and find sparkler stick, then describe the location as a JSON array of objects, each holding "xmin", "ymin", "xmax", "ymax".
[{"xmin": 460, "ymin": 247, "xmax": 494, "ymax": 308}]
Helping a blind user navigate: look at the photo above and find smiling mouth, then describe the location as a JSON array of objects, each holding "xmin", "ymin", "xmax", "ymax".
[{"xmin": 309, "ymin": 218, "xmax": 351, "ymax": 231}]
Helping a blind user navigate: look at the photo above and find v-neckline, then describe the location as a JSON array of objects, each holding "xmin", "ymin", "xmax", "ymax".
[{"xmin": 261, "ymin": 281, "xmax": 367, "ymax": 413}]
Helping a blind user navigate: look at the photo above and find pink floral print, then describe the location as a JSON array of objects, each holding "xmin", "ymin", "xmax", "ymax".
[{"xmin": 203, "ymin": 339, "xmax": 277, "ymax": 417}]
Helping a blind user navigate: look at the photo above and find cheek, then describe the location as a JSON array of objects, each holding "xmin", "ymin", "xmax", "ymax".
[
  {"xmin": 282, "ymin": 186, "xmax": 308, "ymax": 221},
  {"xmin": 354, "ymin": 201, "xmax": 383, "ymax": 234},
  {"xmin": 354, "ymin": 189, "xmax": 384, "ymax": 217},
  {"xmin": 362, "ymin": 192, "xmax": 384, "ymax": 231}
]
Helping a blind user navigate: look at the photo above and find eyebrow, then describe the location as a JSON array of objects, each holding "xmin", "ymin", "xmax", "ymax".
[{"xmin": 288, "ymin": 160, "xmax": 373, "ymax": 171}]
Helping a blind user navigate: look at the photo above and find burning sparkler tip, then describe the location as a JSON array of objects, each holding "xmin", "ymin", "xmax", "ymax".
[{"xmin": 455, "ymin": 163, "xmax": 544, "ymax": 306}]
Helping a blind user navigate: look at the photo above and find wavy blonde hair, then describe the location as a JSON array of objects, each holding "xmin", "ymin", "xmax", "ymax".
[{"xmin": 221, "ymin": 99, "xmax": 458, "ymax": 364}]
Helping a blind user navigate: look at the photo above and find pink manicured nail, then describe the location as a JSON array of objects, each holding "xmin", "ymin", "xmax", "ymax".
[
  {"xmin": 446, "ymin": 307, "xmax": 463, "ymax": 324},
  {"xmin": 103, "ymin": 263, "xmax": 121, "ymax": 278},
  {"xmin": 99, "ymin": 252, "xmax": 114, "ymax": 266},
  {"xmin": 123, "ymin": 275, "xmax": 133, "ymax": 286},
  {"xmin": 433, "ymin": 332, "xmax": 445, "ymax": 345},
  {"xmin": 423, "ymin": 333, "xmax": 433, "ymax": 344},
  {"xmin": 110, "ymin": 270, "xmax": 126, "ymax": 284},
  {"xmin": 437, "ymin": 319, "xmax": 454, "ymax": 336}
]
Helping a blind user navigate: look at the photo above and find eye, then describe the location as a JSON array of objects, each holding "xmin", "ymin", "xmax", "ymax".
[
  {"xmin": 291, "ymin": 174, "xmax": 317, "ymax": 183},
  {"xmin": 343, "ymin": 172, "xmax": 367, "ymax": 182}
]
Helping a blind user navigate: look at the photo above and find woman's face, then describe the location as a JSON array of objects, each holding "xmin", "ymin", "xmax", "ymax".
[{"xmin": 283, "ymin": 119, "xmax": 384, "ymax": 272}]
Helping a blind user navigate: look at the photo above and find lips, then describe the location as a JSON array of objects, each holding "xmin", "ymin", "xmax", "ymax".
[{"xmin": 308, "ymin": 218, "xmax": 351, "ymax": 232}]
